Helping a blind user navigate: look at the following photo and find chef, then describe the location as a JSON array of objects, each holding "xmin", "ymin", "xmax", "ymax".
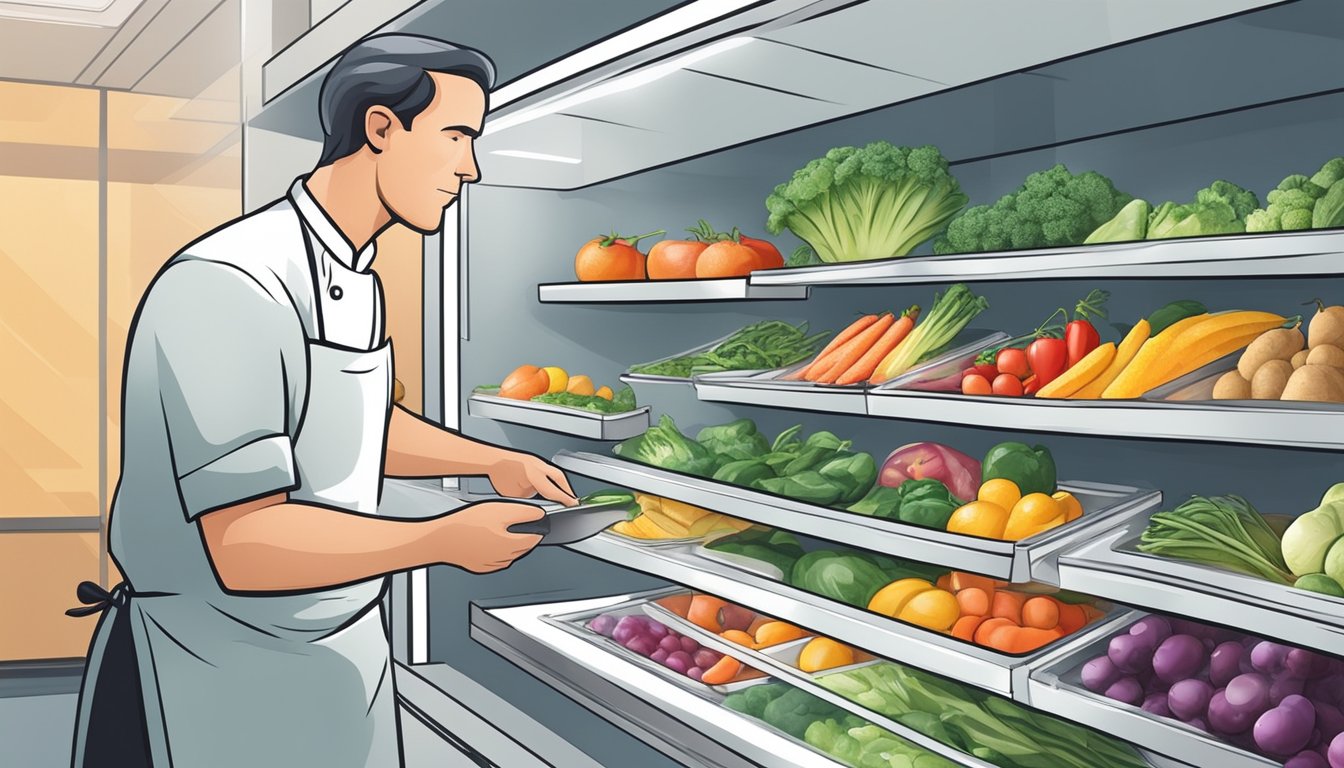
[{"xmin": 67, "ymin": 34, "xmax": 570, "ymax": 767}]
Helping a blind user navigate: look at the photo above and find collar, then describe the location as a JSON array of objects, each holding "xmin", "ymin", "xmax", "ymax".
[{"xmin": 288, "ymin": 177, "xmax": 377, "ymax": 273}]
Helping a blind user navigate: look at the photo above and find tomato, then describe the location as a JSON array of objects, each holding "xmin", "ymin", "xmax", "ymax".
[
  {"xmin": 739, "ymin": 235, "xmax": 785, "ymax": 271},
  {"xmin": 574, "ymin": 229, "xmax": 663, "ymax": 281},
  {"xmin": 992, "ymin": 373, "xmax": 1024, "ymax": 397},
  {"xmin": 1023, "ymin": 375, "xmax": 1041, "ymax": 396},
  {"xmin": 696, "ymin": 241, "xmax": 761, "ymax": 278},
  {"xmin": 647, "ymin": 240, "xmax": 707, "ymax": 280},
  {"xmin": 1065, "ymin": 319, "xmax": 1101, "ymax": 368},
  {"xmin": 1027, "ymin": 338, "xmax": 1068, "ymax": 387},
  {"xmin": 962, "ymin": 374, "xmax": 992, "ymax": 396},
  {"xmin": 996, "ymin": 348, "xmax": 1030, "ymax": 379},
  {"xmin": 963, "ymin": 363, "xmax": 999, "ymax": 380}
]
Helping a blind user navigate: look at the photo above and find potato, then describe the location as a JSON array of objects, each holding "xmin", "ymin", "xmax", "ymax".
[
  {"xmin": 1306, "ymin": 344, "xmax": 1344, "ymax": 369},
  {"xmin": 1308, "ymin": 305, "xmax": 1344, "ymax": 349},
  {"xmin": 1213, "ymin": 370, "xmax": 1251, "ymax": 400},
  {"xmin": 1251, "ymin": 360, "xmax": 1293, "ymax": 400},
  {"xmin": 1292, "ymin": 350, "xmax": 1310, "ymax": 369},
  {"xmin": 1281, "ymin": 364, "xmax": 1344, "ymax": 403},
  {"xmin": 1237, "ymin": 327, "xmax": 1304, "ymax": 379}
]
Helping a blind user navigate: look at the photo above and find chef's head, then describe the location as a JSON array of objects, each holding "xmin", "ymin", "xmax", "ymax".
[{"xmin": 317, "ymin": 34, "xmax": 494, "ymax": 233}]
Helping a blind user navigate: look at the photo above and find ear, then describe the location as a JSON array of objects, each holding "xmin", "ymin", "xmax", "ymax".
[{"xmin": 364, "ymin": 106, "xmax": 395, "ymax": 153}]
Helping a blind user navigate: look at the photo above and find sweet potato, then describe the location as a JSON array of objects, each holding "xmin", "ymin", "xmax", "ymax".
[
  {"xmin": 951, "ymin": 615, "xmax": 984, "ymax": 642},
  {"xmin": 990, "ymin": 591, "xmax": 1026, "ymax": 625},
  {"xmin": 974, "ymin": 617, "xmax": 1015, "ymax": 646}
]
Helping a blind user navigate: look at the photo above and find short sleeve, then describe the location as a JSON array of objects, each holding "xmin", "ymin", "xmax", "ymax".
[{"xmin": 138, "ymin": 260, "xmax": 308, "ymax": 519}]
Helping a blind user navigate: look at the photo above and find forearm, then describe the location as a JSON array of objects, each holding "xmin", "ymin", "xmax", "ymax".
[
  {"xmin": 384, "ymin": 404, "xmax": 503, "ymax": 477},
  {"xmin": 199, "ymin": 493, "xmax": 446, "ymax": 592}
]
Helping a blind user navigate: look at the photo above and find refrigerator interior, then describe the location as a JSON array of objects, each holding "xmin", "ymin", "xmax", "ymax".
[{"xmin": 409, "ymin": 1, "xmax": 1344, "ymax": 765}]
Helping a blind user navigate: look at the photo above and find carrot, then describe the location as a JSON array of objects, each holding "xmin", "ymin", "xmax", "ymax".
[
  {"xmin": 814, "ymin": 313, "xmax": 895, "ymax": 384},
  {"xmin": 974, "ymin": 617, "xmax": 1014, "ymax": 645},
  {"xmin": 835, "ymin": 306, "xmax": 919, "ymax": 385},
  {"xmin": 1014, "ymin": 627, "xmax": 1066, "ymax": 653},
  {"xmin": 986, "ymin": 624, "xmax": 1021, "ymax": 653},
  {"xmin": 1056, "ymin": 603, "xmax": 1087, "ymax": 634},
  {"xmin": 951, "ymin": 615, "xmax": 984, "ymax": 642},
  {"xmin": 990, "ymin": 591, "xmax": 1026, "ymax": 624},
  {"xmin": 1021, "ymin": 597, "xmax": 1060, "ymax": 630},
  {"xmin": 789, "ymin": 315, "xmax": 879, "ymax": 380},
  {"xmin": 701, "ymin": 656, "xmax": 743, "ymax": 685},
  {"xmin": 956, "ymin": 588, "xmax": 991, "ymax": 617}
]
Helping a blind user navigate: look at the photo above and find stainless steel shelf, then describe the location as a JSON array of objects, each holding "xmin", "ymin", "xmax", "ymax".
[
  {"xmin": 749, "ymin": 230, "xmax": 1344, "ymax": 286},
  {"xmin": 553, "ymin": 451, "xmax": 1160, "ymax": 584},
  {"xmin": 537, "ymin": 279, "xmax": 809, "ymax": 304},
  {"xmin": 864, "ymin": 388, "xmax": 1344, "ymax": 451},
  {"xmin": 1058, "ymin": 525, "xmax": 1344, "ymax": 658},
  {"xmin": 565, "ymin": 533, "xmax": 1139, "ymax": 699},
  {"xmin": 466, "ymin": 392, "xmax": 650, "ymax": 440},
  {"xmin": 1024, "ymin": 613, "xmax": 1279, "ymax": 768},
  {"xmin": 470, "ymin": 595, "xmax": 845, "ymax": 768}
]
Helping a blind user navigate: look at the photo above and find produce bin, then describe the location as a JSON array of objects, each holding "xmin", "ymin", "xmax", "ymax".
[{"xmin": 467, "ymin": 389, "xmax": 651, "ymax": 441}]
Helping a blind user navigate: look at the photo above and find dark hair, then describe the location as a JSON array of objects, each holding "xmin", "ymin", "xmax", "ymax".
[{"xmin": 317, "ymin": 34, "xmax": 496, "ymax": 165}]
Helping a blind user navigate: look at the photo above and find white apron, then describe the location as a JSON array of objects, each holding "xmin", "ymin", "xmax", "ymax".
[{"xmin": 73, "ymin": 212, "xmax": 400, "ymax": 767}]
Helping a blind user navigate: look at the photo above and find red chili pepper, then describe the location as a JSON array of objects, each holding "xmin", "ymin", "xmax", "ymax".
[
  {"xmin": 1027, "ymin": 337, "xmax": 1068, "ymax": 387},
  {"xmin": 1066, "ymin": 319, "xmax": 1100, "ymax": 368}
]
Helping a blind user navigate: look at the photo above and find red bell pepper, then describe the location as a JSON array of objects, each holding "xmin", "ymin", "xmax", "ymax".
[{"xmin": 1066, "ymin": 289, "xmax": 1110, "ymax": 367}]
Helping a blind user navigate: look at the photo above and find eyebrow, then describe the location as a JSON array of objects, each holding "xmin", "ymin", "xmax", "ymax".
[{"xmin": 442, "ymin": 125, "xmax": 481, "ymax": 138}]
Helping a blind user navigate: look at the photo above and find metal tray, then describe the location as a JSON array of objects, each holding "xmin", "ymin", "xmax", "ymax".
[
  {"xmin": 537, "ymin": 278, "xmax": 809, "ymax": 303},
  {"xmin": 554, "ymin": 450, "xmax": 1161, "ymax": 584},
  {"xmin": 872, "ymin": 330, "xmax": 1012, "ymax": 392},
  {"xmin": 1057, "ymin": 522, "xmax": 1344, "ymax": 657},
  {"xmin": 1024, "ymin": 612, "xmax": 1279, "ymax": 768},
  {"xmin": 568, "ymin": 532, "xmax": 1140, "ymax": 699},
  {"xmin": 542, "ymin": 589, "xmax": 771, "ymax": 696},
  {"xmin": 467, "ymin": 389, "xmax": 650, "ymax": 441},
  {"xmin": 623, "ymin": 331, "xmax": 739, "ymax": 385}
]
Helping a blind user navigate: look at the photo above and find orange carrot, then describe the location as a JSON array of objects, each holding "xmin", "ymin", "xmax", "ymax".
[
  {"xmin": 808, "ymin": 314, "xmax": 891, "ymax": 383},
  {"xmin": 789, "ymin": 315, "xmax": 879, "ymax": 380},
  {"xmin": 701, "ymin": 656, "xmax": 743, "ymax": 685},
  {"xmin": 990, "ymin": 591, "xmax": 1026, "ymax": 624},
  {"xmin": 951, "ymin": 615, "xmax": 983, "ymax": 642},
  {"xmin": 815, "ymin": 313, "xmax": 895, "ymax": 384},
  {"xmin": 835, "ymin": 306, "xmax": 920, "ymax": 385}
]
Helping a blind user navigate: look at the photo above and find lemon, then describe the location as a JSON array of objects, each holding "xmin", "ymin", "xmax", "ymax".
[
  {"xmin": 798, "ymin": 637, "xmax": 855, "ymax": 673},
  {"xmin": 541, "ymin": 366, "xmax": 568, "ymax": 393}
]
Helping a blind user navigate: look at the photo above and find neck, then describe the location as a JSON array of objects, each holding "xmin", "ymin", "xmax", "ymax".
[{"xmin": 305, "ymin": 153, "xmax": 393, "ymax": 252}]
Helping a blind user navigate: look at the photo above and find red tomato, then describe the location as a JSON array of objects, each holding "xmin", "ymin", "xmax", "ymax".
[
  {"xmin": 1027, "ymin": 338, "xmax": 1069, "ymax": 387},
  {"xmin": 992, "ymin": 374, "xmax": 1024, "ymax": 396},
  {"xmin": 962, "ymin": 374, "xmax": 992, "ymax": 396},
  {"xmin": 996, "ymin": 348, "xmax": 1030, "ymax": 379},
  {"xmin": 963, "ymin": 363, "xmax": 999, "ymax": 380},
  {"xmin": 1023, "ymin": 375, "xmax": 1041, "ymax": 395}
]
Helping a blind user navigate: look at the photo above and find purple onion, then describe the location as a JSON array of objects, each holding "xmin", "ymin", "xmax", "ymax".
[
  {"xmin": 1256, "ymin": 696, "xmax": 1316, "ymax": 757},
  {"xmin": 1105, "ymin": 677, "xmax": 1144, "ymax": 706},
  {"xmin": 1130, "ymin": 616, "xmax": 1173, "ymax": 649},
  {"xmin": 686, "ymin": 666, "xmax": 704, "ymax": 682},
  {"xmin": 1317, "ymin": 704, "xmax": 1344, "ymax": 744},
  {"xmin": 587, "ymin": 614, "xmax": 617, "ymax": 637},
  {"xmin": 1253, "ymin": 641, "xmax": 1292, "ymax": 674},
  {"xmin": 650, "ymin": 648, "xmax": 669, "ymax": 664},
  {"xmin": 1154, "ymin": 635, "xmax": 1207, "ymax": 684},
  {"xmin": 664, "ymin": 651, "xmax": 692, "ymax": 674},
  {"xmin": 1287, "ymin": 648, "xmax": 1331, "ymax": 680},
  {"xmin": 645, "ymin": 621, "xmax": 669, "ymax": 640},
  {"xmin": 1109, "ymin": 634, "xmax": 1153, "ymax": 675},
  {"xmin": 1082, "ymin": 656, "xmax": 1122, "ymax": 693},
  {"xmin": 625, "ymin": 635, "xmax": 657, "ymax": 657},
  {"xmin": 612, "ymin": 616, "xmax": 644, "ymax": 645},
  {"xmin": 1329, "ymin": 732, "xmax": 1344, "ymax": 767},
  {"xmin": 693, "ymin": 649, "xmax": 721, "ymax": 670},
  {"xmin": 1142, "ymin": 693, "xmax": 1172, "ymax": 718},
  {"xmin": 659, "ymin": 635, "xmax": 682, "ymax": 654},
  {"xmin": 679, "ymin": 636, "xmax": 701, "ymax": 654},
  {"xmin": 1209, "ymin": 690, "xmax": 1257, "ymax": 735},
  {"xmin": 1226, "ymin": 673, "xmax": 1272, "ymax": 715},
  {"xmin": 1286, "ymin": 750, "xmax": 1329, "ymax": 768},
  {"xmin": 1210, "ymin": 642, "xmax": 1246, "ymax": 688},
  {"xmin": 1168, "ymin": 679, "xmax": 1214, "ymax": 721},
  {"xmin": 1274, "ymin": 677, "xmax": 1308, "ymax": 706}
]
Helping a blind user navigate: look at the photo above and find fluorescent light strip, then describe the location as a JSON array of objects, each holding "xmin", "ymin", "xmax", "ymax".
[
  {"xmin": 489, "ymin": 150, "xmax": 582, "ymax": 164},
  {"xmin": 490, "ymin": 0, "xmax": 762, "ymax": 108},
  {"xmin": 486, "ymin": 37, "xmax": 754, "ymax": 134}
]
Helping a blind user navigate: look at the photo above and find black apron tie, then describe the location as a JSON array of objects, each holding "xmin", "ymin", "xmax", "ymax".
[
  {"xmin": 66, "ymin": 581, "xmax": 130, "ymax": 618},
  {"xmin": 70, "ymin": 580, "xmax": 152, "ymax": 767}
]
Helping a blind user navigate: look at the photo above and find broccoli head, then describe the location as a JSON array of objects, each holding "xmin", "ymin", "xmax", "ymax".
[
  {"xmin": 1248, "ymin": 159, "xmax": 1344, "ymax": 232},
  {"xmin": 934, "ymin": 164, "xmax": 1131, "ymax": 254},
  {"xmin": 1311, "ymin": 157, "xmax": 1344, "ymax": 190},
  {"xmin": 765, "ymin": 141, "xmax": 968, "ymax": 262},
  {"xmin": 1142, "ymin": 179, "xmax": 1259, "ymax": 240}
]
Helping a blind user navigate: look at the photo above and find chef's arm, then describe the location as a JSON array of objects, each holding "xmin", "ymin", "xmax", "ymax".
[
  {"xmin": 198, "ymin": 492, "xmax": 545, "ymax": 592},
  {"xmin": 384, "ymin": 405, "xmax": 577, "ymax": 504}
]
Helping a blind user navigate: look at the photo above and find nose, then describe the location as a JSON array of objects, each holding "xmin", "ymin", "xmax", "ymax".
[{"xmin": 457, "ymin": 144, "xmax": 481, "ymax": 185}]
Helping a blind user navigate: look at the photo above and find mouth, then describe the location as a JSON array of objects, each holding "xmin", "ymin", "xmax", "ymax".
[{"xmin": 437, "ymin": 188, "xmax": 457, "ymax": 197}]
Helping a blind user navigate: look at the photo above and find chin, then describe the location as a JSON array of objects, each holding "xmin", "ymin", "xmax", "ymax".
[{"xmin": 404, "ymin": 210, "xmax": 446, "ymax": 235}]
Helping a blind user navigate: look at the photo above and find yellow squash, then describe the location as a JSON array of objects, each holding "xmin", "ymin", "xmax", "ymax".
[
  {"xmin": 1161, "ymin": 311, "xmax": 1290, "ymax": 383},
  {"xmin": 1073, "ymin": 320, "xmax": 1149, "ymax": 399},
  {"xmin": 1102, "ymin": 313, "xmax": 1209, "ymax": 398},
  {"xmin": 1036, "ymin": 342, "xmax": 1116, "ymax": 399}
]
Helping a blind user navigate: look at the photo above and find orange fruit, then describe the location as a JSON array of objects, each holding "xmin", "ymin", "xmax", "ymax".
[
  {"xmin": 1003, "ymin": 493, "xmax": 1064, "ymax": 540},
  {"xmin": 594, "ymin": 386, "xmax": 613, "ymax": 400},
  {"xmin": 1021, "ymin": 596, "xmax": 1061, "ymax": 630},
  {"xmin": 797, "ymin": 637, "xmax": 855, "ymax": 673},
  {"xmin": 575, "ymin": 233, "xmax": 656, "ymax": 281},
  {"xmin": 566, "ymin": 375, "xmax": 595, "ymax": 396},
  {"xmin": 647, "ymin": 240, "xmax": 707, "ymax": 280},
  {"xmin": 946, "ymin": 501, "xmax": 1010, "ymax": 539},
  {"xmin": 719, "ymin": 629, "xmax": 757, "ymax": 648},
  {"xmin": 688, "ymin": 595, "xmax": 729, "ymax": 632},
  {"xmin": 754, "ymin": 622, "xmax": 810, "ymax": 647},
  {"xmin": 899, "ymin": 589, "xmax": 960, "ymax": 632},
  {"xmin": 696, "ymin": 241, "xmax": 760, "ymax": 278},
  {"xmin": 499, "ymin": 365, "xmax": 550, "ymax": 400}
]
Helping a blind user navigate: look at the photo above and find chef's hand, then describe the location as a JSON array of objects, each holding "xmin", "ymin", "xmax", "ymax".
[
  {"xmin": 487, "ymin": 450, "xmax": 578, "ymax": 506},
  {"xmin": 435, "ymin": 501, "xmax": 545, "ymax": 574}
]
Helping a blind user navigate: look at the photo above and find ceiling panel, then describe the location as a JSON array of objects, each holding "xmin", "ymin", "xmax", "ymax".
[
  {"xmin": 0, "ymin": 17, "xmax": 112, "ymax": 82},
  {"xmin": 133, "ymin": 0, "xmax": 239, "ymax": 97},
  {"xmin": 94, "ymin": 0, "xmax": 221, "ymax": 90}
]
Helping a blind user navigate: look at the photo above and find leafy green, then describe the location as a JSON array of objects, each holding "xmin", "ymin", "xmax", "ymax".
[
  {"xmin": 628, "ymin": 320, "xmax": 829, "ymax": 378},
  {"xmin": 787, "ymin": 245, "xmax": 822, "ymax": 268},
  {"xmin": 896, "ymin": 478, "xmax": 961, "ymax": 529},
  {"xmin": 935, "ymin": 164, "xmax": 1132, "ymax": 254},
  {"xmin": 711, "ymin": 459, "xmax": 775, "ymax": 487},
  {"xmin": 871, "ymin": 283, "xmax": 989, "ymax": 380},
  {"xmin": 756, "ymin": 470, "xmax": 846, "ymax": 507},
  {"xmin": 981, "ymin": 442, "xmax": 1057, "ymax": 497},
  {"xmin": 816, "ymin": 663, "xmax": 1148, "ymax": 768},
  {"xmin": 696, "ymin": 419, "xmax": 770, "ymax": 462},
  {"xmin": 530, "ymin": 385, "xmax": 637, "ymax": 414},
  {"xmin": 807, "ymin": 719, "xmax": 958, "ymax": 768},
  {"xmin": 1315, "ymin": 178, "xmax": 1344, "ymax": 229},
  {"xmin": 766, "ymin": 141, "xmax": 968, "ymax": 263},
  {"xmin": 790, "ymin": 551, "xmax": 893, "ymax": 607},
  {"xmin": 1082, "ymin": 198, "xmax": 1150, "ymax": 244},
  {"xmin": 613, "ymin": 415, "xmax": 716, "ymax": 476},
  {"xmin": 817, "ymin": 452, "xmax": 878, "ymax": 505},
  {"xmin": 723, "ymin": 682, "xmax": 791, "ymax": 719},
  {"xmin": 1147, "ymin": 180, "xmax": 1259, "ymax": 240},
  {"xmin": 1139, "ymin": 494, "xmax": 1294, "ymax": 584},
  {"xmin": 846, "ymin": 485, "xmax": 904, "ymax": 519}
]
